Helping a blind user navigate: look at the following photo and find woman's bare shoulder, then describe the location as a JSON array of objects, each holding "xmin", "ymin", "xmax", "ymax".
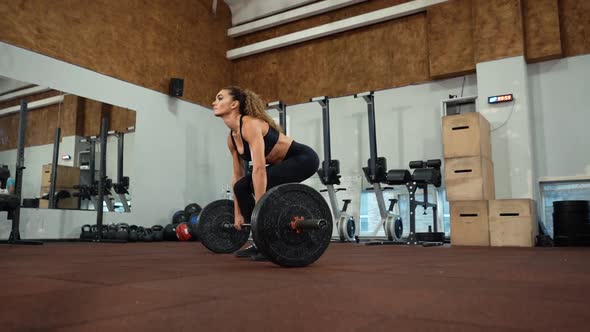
[{"xmin": 242, "ymin": 116, "xmax": 267, "ymax": 131}]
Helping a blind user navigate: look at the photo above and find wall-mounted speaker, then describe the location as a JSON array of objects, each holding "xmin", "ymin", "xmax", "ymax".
[{"xmin": 169, "ymin": 78, "xmax": 184, "ymax": 97}]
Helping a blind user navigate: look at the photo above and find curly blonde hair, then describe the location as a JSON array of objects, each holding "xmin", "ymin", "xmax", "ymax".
[{"xmin": 224, "ymin": 86, "xmax": 283, "ymax": 134}]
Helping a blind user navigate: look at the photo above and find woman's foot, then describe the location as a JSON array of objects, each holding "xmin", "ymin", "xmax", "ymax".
[{"xmin": 234, "ymin": 244, "xmax": 258, "ymax": 257}]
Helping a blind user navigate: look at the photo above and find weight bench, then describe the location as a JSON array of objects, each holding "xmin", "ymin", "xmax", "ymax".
[{"xmin": 385, "ymin": 159, "xmax": 444, "ymax": 246}]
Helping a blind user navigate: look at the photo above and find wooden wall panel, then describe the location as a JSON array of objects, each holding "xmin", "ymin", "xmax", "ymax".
[
  {"xmin": 473, "ymin": 0, "xmax": 524, "ymax": 63},
  {"xmin": 44, "ymin": 106, "xmax": 60, "ymax": 144},
  {"xmin": 110, "ymin": 107, "xmax": 136, "ymax": 133},
  {"xmin": 0, "ymin": 0, "xmax": 233, "ymax": 107},
  {"xmin": 0, "ymin": 95, "xmax": 136, "ymax": 151},
  {"xmin": 234, "ymin": 0, "xmax": 411, "ymax": 47},
  {"xmin": 82, "ymin": 99, "xmax": 102, "ymax": 138},
  {"xmin": 61, "ymin": 95, "xmax": 79, "ymax": 137},
  {"xmin": 25, "ymin": 106, "xmax": 49, "ymax": 147},
  {"xmin": 0, "ymin": 115, "xmax": 16, "ymax": 151},
  {"xmin": 559, "ymin": 0, "xmax": 590, "ymax": 57},
  {"xmin": 523, "ymin": 0, "xmax": 562, "ymax": 63},
  {"xmin": 427, "ymin": 0, "xmax": 475, "ymax": 78},
  {"xmin": 0, "ymin": 104, "xmax": 66, "ymax": 151},
  {"xmin": 235, "ymin": 13, "xmax": 429, "ymax": 105}
]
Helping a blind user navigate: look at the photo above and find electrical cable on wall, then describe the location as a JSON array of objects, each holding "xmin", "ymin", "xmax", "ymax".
[{"xmin": 491, "ymin": 101, "xmax": 516, "ymax": 132}]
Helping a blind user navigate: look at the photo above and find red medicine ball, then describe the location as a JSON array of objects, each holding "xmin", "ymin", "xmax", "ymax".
[{"xmin": 175, "ymin": 223, "xmax": 192, "ymax": 241}]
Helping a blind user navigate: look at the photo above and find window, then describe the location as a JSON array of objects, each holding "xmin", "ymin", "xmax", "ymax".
[
  {"xmin": 359, "ymin": 185, "xmax": 450, "ymax": 238},
  {"xmin": 540, "ymin": 179, "xmax": 590, "ymax": 237}
]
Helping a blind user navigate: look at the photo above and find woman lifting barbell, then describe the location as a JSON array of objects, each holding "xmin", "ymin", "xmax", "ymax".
[{"xmin": 212, "ymin": 86, "xmax": 320, "ymax": 259}]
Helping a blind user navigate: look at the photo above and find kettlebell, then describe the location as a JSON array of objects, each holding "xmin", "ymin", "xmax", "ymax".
[
  {"xmin": 90, "ymin": 225, "xmax": 99, "ymax": 239},
  {"xmin": 80, "ymin": 224, "xmax": 92, "ymax": 240},
  {"xmin": 139, "ymin": 227, "xmax": 153, "ymax": 242},
  {"xmin": 115, "ymin": 223, "xmax": 129, "ymax": 241},
  {"xmin": 105, "ymin": 224, "xmax": 118, "ymax": 239},
  {"xmin": 151, "ymin": 225, "xmax": 164, "ymax": 242},
  {"xmin": 128, "ymin": 225, "xmax": 139, "ymax": 242}
]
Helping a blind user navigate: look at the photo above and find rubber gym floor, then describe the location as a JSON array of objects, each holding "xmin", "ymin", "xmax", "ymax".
[{"xmin": 1, "ymin": 242, "xmax": 589, "ymax": 331}]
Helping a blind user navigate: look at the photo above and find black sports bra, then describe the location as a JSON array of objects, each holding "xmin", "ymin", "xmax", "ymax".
[{"xmin": 230, "ymin": 115, "xmax": 280, "ymax": 161}]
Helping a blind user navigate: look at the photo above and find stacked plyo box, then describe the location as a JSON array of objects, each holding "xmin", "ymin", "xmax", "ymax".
[
  {"xmin": 443, "ymin": 112, "xmax": 495, "ymax": 246},
  {"xmin": 39, "ymin": 164, "xmax": 81, "ymax": 209},
  {"xmin": 442, "ymin": 112, "xmax": 537, "ymax": 247}
]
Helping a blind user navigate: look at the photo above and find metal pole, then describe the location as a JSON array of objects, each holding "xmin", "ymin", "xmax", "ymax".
[
  {"xmin": 96, "ymin": 117, "xmax": 108, "ymax": 239},
  {"xmin": 278, "ymin": 103, "xmax": 287, "ymax": 135},
  {"xmin": 49, "ymin": 128, "xmax": 61, "ymax": 208},
  {"xmin": 5, "ymin": 100, "xmax": 43, "ymax": 245},
  {"xmin": 89, "ymin": 139, "xmax": 96, "ymax": 185},
  {"xmin": 321, "ymin": 99, "xmax": 331, "ymax": 182},
  {"xmin": 365, "ymin": 95, "xmax": 378, "ymax": 182},
  {"xmin": 14, "ymin": 100, "xmax": 27, "ymax": 200},
  {"xmin": 117, "ymin": 133, "xmax": 124, "ymax": 184},
  {"xmin": 9, "ymin": 100, "xmax": 28, "ymax": 241}
]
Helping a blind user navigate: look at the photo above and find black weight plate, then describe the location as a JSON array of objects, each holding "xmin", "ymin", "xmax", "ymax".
[
  {"xmin": 553, "ymin": 201, "xmax": 590, "ymax": 213},
  {"xmin": 197, "ymin": 199, "xmax": 250, "ymax": 253},
  {"xmin": 346, "ymin": 216, "xmax": 355, "ymax": 239},
  {"xmin": 395, "ymin": 217, "xmax": 403, "ymax": 239},
  {"xmin": 416, "ymin": 232, "xmax": 444, "ymax": 242},
  {"xmin": 184, "ymin": 203, "xmax": 203, "ymax": 217},
  {"xmin": 251, "ymin": 183, "xmax": 332, "ymax": 268}
]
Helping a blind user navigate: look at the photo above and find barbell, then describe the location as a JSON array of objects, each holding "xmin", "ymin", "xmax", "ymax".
[{"xmin": 195, "ymin": 183, "xmax": 333, "ymax": 267}]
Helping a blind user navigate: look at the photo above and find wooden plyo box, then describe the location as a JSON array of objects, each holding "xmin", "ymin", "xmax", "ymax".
[
  {"xmin": 450, "ymin": 200, "xmax": 490, "ymax": 246},
  {"xmin": 442, "ymin": 112, "xmax": 492, "ymax": 160},
  {"xmin": 489, "ymin": 199, "xmax": 537, "ymax": 247},
  {"xmin": 445, "ymin": 156, "xmax": 495, "ymax": 201}
]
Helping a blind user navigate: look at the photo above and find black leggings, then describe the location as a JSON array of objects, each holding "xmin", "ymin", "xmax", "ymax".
[{"xmin": 233, "ymin": 141, "xmax": 319, "ymax": 223}]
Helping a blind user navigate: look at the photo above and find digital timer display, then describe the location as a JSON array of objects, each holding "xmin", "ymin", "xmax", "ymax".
[{"xmin": 488, "ymin": 94, "xmax": 513, "ymax": 104}]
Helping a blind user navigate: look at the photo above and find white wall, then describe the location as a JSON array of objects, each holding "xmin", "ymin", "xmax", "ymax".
[
  {"xmin": 0, "ymin": 75, "xmax": 30, "ymax": 94},
  {"xmin": 528, "ymin": 54, "xmax": 590, "ymax": 178},
  {"xmin": 0, "ymin": 41, "xmax": 232, "ymax": 239},
  {"xmin": 0, "ymin": 144, "xmax": 51, "ymax": 199},
  {"xmin": 477, "ymin": 56, "xmax": 536, "ymax": 200}
]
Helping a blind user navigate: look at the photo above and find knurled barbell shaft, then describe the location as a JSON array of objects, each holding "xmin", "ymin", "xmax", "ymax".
[{"xmin": 222, "ymin": 219, "xmax": 328, "ymax": 231}]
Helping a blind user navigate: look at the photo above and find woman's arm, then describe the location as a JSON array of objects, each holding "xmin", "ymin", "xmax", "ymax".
[
  {"xmin": 227, "ymin": 134, "xmax": 245, "ymax": 216},
  {"xmin": 242, "ymin": 120, "xmax": 267, "ymax": 203}
]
